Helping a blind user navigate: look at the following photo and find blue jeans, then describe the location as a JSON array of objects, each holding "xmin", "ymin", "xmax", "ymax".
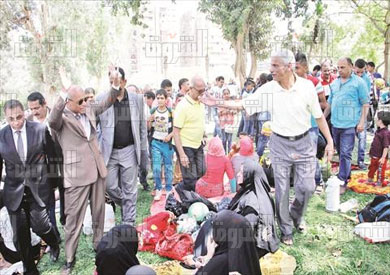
[
  {"xmin": 243, "ymin": 115, "xmax": 255, "ymax": 136},
  {"xmin": 308, "ymin": 127, "xmax": 322, "ymax": 184},
  {"xmin": 213, "ymin": 108, "xmax": 223, "ymax": 138},
  {"xmin": 151, "ymin": 139, "xmax": 174, "ymax": 191},
  {"xmin": 356, "ymin": 124, "xmax": 367, "ymax": 164},
  {"xmin": 332, "ymin": 127, "xmax": 356, "ymax": 182},
  {"xmin": 221, "ymin": 129, "xmax": 233, "ymax": 153}
]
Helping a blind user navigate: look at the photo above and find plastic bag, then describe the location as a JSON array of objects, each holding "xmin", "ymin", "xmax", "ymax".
[
  {"xmin": 175, "ymin": 185, "xmax": 217, "ymax": 213},
  {"xmin": 354, "ymin": 222, "xmax": 390, "ymax": 243},
  {"xmin": 216, "ymin": 197, "xmax": 232, "ymax": 212},
  {"xmin": 176, "ymin": 214, "xmax": 199, "ymax": 234},
  {"xmin": 136, "ymin": 211, "xmax": 176, "ymax": 252},
  {"xmin": 260, "ymin": 250, "xmax": 297, "ymax": 275},
  {"xmin": 165, "ymin": 193, "xmax": 185, "ymax": 217},
  {"xmin": 83, "ymin": 204, "xmax": 115, "ymax": 235},
  {"xmin": 155, "ymin": 233, "xmax": 194, "ymax": 261}
]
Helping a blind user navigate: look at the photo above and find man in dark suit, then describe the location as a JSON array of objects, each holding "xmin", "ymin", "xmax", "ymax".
[
  {"xmin": 27, "ymin": 91, "xmax": 66, "ymax": 229},
  {"xmin": 0, "ymin": 99, "xmax": 60, "ymax": 275}
]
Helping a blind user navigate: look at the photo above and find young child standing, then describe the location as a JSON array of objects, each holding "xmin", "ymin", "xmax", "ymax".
[
  {"xmin": 148, "ymin": 89, "xmax": 174, "ymax": 200},
  {"xmin": 218, "ymin": 88, "xmax": 236, "ymax": 153},
  {"xmin": 368, "ymin": 111, "xmax": 390, "ymax": 186}
]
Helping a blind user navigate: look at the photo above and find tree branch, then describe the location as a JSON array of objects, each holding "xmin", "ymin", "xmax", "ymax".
[
  {"xmin": 372, "ymin": 0, "xmax": 388, "ymax": 10},
  {"xmin": 350, "ymin": 0, "xmax": 385, "ymax": 34}
]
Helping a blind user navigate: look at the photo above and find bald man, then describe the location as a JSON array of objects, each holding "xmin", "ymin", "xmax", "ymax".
[
  {"xmin": 324, "ymin": 57, "xmax": 369, "ymax": 194},
  {"xmin": 173, "ymin": 76, "xmax": 207, "ymax": 191},
  {"xmin": 49, "ymin": 70, "xmax": 121, "ymax": 274}
]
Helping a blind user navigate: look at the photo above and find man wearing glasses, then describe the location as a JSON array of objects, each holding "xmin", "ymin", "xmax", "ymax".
[
  {"xmin": 49, "ymin": 68, "xmax": 121, "ymax": 274},
  {"xmin": 173, "ymin": 76, "xmax": 207, "ymax": 191}
]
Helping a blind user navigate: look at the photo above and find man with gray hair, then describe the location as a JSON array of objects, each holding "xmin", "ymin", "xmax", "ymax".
[{"xmin": 203, "ymin": 49, "xmax": 334, "ymax": 245}]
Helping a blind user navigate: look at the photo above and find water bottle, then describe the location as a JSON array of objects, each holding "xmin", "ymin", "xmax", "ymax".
[
  {"xmin": 339, "ymin": 198, "xmax": 358, "ymax": 213},
  {"xmin": 325, "ymin": 176, "xmax": 341, "ymax": 212}
]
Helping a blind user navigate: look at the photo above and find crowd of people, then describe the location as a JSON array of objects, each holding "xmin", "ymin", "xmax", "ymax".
[{"xmin": 0, "ymin": 48, "xmax": 387, "ymax": 274}]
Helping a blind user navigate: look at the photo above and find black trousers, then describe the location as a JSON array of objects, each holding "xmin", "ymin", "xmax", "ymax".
[
  {"xmin": 8, "ymin": 187, "xmax": 59, "ymax": 275},
  {"xmin": 175, "ymin": 145, "xmax": 206, "ymax": 191}
]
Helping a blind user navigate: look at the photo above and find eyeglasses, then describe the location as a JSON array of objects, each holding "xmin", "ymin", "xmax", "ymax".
[
  {"xmin": 68, "ymin": 97, "xmax": 90, "ymax": 105},
  {"xmin": 191, "ymin": 87, "xmax": 206, "ymax": 93}
]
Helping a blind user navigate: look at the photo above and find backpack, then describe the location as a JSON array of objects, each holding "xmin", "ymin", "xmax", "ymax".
[{"xmin": 357, "ymin": 194, "xmax": 390, "ymax": 223}]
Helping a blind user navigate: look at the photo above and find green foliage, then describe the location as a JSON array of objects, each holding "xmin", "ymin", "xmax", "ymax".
[
  {"xmin": 275, "ymin": 0, "xmax": 315, "ymax": 19},
  {"xmin": 199, "ymin": 0, "xmax": 275, "ymax": 68},
  {"xmin": 104, "ymin": 0, "xmax": 148, "ymax": 28},
  {"xmin": 350, "ymin": 16, "xmax": 383, "ymax": 64}
]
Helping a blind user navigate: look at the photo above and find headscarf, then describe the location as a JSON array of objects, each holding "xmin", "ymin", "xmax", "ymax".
[
  {"xmin": 239, "ymin": 136, "xmax": 254, "ymax": 156},
  {"xmin": 228, "ymin": 158, "xmax": 279, "ymax": 253},
  {"xmin": 96, "ymin": 224, "xmax": 140, "ymax": 275},
  {"xmin": 126, "ymin": 265, "xmax": 156, "ymax": 275},
  {"xmin": 207, "ymin": 136, "xmax": 225, "ymax": 157},
  {"xmin": 211, "ymin": 210, "xmax": 261, "ymax": 275}
]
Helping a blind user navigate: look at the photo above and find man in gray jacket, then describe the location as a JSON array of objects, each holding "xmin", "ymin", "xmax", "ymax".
[{"xmin": 97, "ymin": 67, "xmax": 148, "ymax": 225}]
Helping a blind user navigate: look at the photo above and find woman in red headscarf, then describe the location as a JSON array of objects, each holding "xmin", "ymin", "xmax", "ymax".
[
  {"xmin": 231, "ymin": 136, "xmax": 259, "ymax": 184},
  {"xmin": 195, "ymin": 137, "xmax": 235, "ymax": 198}
]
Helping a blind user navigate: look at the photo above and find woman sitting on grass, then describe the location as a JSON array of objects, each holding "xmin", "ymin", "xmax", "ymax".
[
  {"xmin": 195, "ymin": 137, "xmax": 236, "ymax": 197},
  {"xmin": 183, "ymin": 210, "xmax": 261, "ymax": 275},
  {"xmin": 229, "ymin": 158, "xmax": 279, "ymax": 258}
]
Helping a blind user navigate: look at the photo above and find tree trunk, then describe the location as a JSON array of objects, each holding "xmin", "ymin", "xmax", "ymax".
[
  {"xmin": 249, "ymin": 51, "xmax": 257, "ymax": 79},
  {"xmin": 384, "ymin": 3, "xmax": 390, "ymax": 83},
  {"xmin": 234, "ymin": 33, "xmax": 246, "ymax": 89},
  {"xmin": 384, "ymin": 27, "xmax": 390, "ymax": 83}
]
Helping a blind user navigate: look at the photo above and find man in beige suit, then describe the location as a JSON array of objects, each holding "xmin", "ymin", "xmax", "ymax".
[{"xmin": 48, "ymin": 69, "xmax": 120, "ymax": 274}]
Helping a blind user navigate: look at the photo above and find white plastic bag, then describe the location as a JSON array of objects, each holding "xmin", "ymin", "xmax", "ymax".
[
  {"xmin": 354, "ymin": 222, "xmax": 390, "ymax": 243},
  {"xmin": 83, "ymin": 203, "xmax": 115, "ymax": 235}
]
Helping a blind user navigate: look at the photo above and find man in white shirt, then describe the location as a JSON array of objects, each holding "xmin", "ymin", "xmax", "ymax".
[{"xmin": 204, "ymin": 49, "xmax": 334, "ymax": 246}]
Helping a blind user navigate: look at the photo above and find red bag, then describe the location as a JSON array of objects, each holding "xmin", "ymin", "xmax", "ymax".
[
  {"xmin": 136, "ymin": 211, "xmax": 176, "ymax": 252},
  {"xmin": 155, "ymin": 233, "xmax": 194, "ymax": 261}
]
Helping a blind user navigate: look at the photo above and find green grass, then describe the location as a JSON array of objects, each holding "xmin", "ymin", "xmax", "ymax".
[
  {"xmin": 38, "ymin": 185, "xmax": 163, "ymax": 275},
  {"xmin": 37, "ymin": 132, "xmax": 390, "ymax": 274}
]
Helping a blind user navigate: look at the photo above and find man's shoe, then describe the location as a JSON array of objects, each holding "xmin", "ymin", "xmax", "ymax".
[
  {"xmin": 62, "ymin": 258, "xmax": 76, "ymax": 275},
  {"xmin": 293, "ymin": 218, "xmax": 307, "ymax": 233},
  {"xmin": 50, "ymin": 244, "xmax": 60, "ymax": 262},
  {"xmin": 281, "ymin": 235, "xmax": 293, "ymax": 246},
  {"xmin": 340, "ymin": 185, "xmax": 348, "ymax": 195},
  {"xmin": 296, "ymin": 220, "xmax": 307, "ymax": 233},
  {"xmin": 358, "ymin": 162, "xmax": 367, "ymax": 170}
]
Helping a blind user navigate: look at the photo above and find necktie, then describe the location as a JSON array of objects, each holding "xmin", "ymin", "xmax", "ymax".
[
  {"xmin": 16, "ymin": 131, "xmax": 25, "ymax": 163},
  {"xmin": 75, "ymin": 114, "xmax": 81, "ymax": 120}
]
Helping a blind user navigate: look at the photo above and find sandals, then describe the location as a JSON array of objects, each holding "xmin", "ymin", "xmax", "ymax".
[{"xmin": 281, "ymin": 235, "xmax": 293, "ymax": 246}]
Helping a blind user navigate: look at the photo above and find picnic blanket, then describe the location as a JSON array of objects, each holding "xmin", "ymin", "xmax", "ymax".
[
  {"xmin": 348, "ymin": 172, "xmax": 390, "ymax": 195},
  {"xmin": 331, "ymin": 161, "xmax": 361, "ymax": 173}
]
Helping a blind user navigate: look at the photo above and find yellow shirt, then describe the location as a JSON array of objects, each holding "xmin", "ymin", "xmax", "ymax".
[{"xmin": 173, "ymin": 94, "xmax": 205, "ymax": 148}]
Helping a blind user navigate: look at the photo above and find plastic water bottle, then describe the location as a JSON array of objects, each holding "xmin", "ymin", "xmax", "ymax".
[
  {"xmin": 325, "ymin": 176, "xmax": 341, "ymax": 212},
  {"xmin": 339, "ymin": 198, "xmax": 358, "ymax": 213}
]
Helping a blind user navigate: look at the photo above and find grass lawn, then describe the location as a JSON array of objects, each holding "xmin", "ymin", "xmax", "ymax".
[{"xmin": 36, "ymin": 132, "xmax": 390, "ymax": 274}]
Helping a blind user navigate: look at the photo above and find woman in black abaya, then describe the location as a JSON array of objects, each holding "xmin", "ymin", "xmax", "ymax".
[
  {"xmin": 228, "ymin": 158, "xmax": 279, "ymax": 258},
  {"xmin": 195, "ymin": 210, "xmax": 260, "ymax": 275},
  {"xmin": 95, "ymin": 224, "xmax": 140, "ymax": 275}
]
